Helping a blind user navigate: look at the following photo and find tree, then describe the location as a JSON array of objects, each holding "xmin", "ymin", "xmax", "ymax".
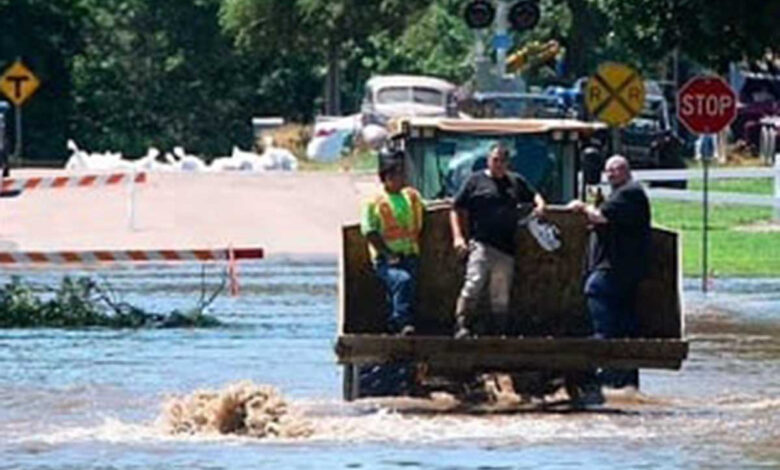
[
  {"xmin": 0, "ymin": 0, "xmax": 88, "ymax": 161},
  {"xmin": 604, "ymin": 0, "xmax": 780, "ymax": 74},
  {"xmin": 71, "ymin": 0, "xmax": 288, "ymax": 156},
  {"xmin": 221, "ymin": 0, "xmax": 431, "ymax": 115}
]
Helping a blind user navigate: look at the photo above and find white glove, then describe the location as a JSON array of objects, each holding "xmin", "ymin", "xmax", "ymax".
[{"xmin": 526, "ymin": 216, "xmax": 561, "ymax": 252}]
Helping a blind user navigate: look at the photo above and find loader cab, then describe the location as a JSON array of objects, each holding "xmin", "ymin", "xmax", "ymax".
[{"xmin": 390, "ymin": 117, "xmax": 604, "ymax": 203}]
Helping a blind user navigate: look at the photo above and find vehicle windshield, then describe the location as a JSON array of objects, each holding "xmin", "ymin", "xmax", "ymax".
[
  {"xmin": 626, "ymin": 98, "xmax": 667, "ymax": 132},
  {"xmin": 740, "ymin": 77, "xmax": 780, "ymax": 104},
  {"xmin": 409, "ymin": 132, "xmax": 572, "ymax": 202},
  {"xmin": 377, "ymin": 86, "xmax": 444, "ymax": 106},
  {"xmin": 376, "ymin": 87, "xmax": 410, "ymax": 104},
  {"xmin": 465, "ymin": 95, "xmax": 566, "ymax": 118},
  {"xmin": 412, "ymin": 87, "xmax": 445, "ymax": 105}
]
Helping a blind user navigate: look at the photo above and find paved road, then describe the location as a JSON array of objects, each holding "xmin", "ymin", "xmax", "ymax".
[{"xmin": 0, "ymin": 170, "xmax": 379, "ymax": 258}]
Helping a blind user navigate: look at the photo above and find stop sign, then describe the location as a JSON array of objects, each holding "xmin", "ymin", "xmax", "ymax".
[{"xmin": 677, "ymin": 76, "xmax": 737, "ymax": 134}]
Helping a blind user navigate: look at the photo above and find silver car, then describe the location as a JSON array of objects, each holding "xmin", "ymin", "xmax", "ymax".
[{"xmin": 361, "ymin": 75, "xmax": 458, "ymax": 126}]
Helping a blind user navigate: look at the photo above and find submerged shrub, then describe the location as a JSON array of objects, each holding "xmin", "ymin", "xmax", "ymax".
[{"xmin": 0, "ymin": 275, "xmax": 222, "ymax": 329}]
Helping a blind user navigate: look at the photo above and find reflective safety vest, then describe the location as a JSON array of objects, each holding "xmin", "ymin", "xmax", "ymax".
[{"xmin": 362, "ymin": 186, "xmax": 424, "ymax": 259}]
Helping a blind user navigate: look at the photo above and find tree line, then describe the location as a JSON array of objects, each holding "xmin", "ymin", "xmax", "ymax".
[{"xmin": 1, "ymin": 0, "xmax": 777, "ymax": 161}]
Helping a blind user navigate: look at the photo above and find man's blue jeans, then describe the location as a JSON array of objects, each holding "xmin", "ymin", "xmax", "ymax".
[
  {"xmin": 584, "ymin": 269, "xmax": 639, "ymax": 339},
  {"xmin": 374, "ymin": 256, "xmax": 418, "ymax": 333},
  {"xmin": 584, "ymin": 269, "xmax": 640, "ymax": 388}
]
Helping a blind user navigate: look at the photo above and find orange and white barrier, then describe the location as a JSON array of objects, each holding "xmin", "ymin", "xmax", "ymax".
[
  {"xmin": 0, "ymin": 172, "xmax": 147, "ymax": 192},
  {"xmin": 0, "ymin": 247, "xmax": 263, "ymax": 266}
]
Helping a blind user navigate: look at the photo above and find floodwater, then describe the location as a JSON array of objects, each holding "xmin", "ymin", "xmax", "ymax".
[{"xmin": 1, "ymin": 260, "xmax": 778, "ymax": 469}]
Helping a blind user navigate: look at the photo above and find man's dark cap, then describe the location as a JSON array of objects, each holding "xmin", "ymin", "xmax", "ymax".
[{"xmin": 378, "ymin": 147, "xmax": 405, "ymax": 179}]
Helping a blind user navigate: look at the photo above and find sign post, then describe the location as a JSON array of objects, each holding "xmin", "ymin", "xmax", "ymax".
[
  {"xmin": 676, "ymin": 75, "xmax": 737, "ymax": 293},
  {"xmin": 0, "ymin": 60, "xmax": 41, "ymax": 168},
  {"xmin": 585, "ymin": 62, "xmax": 646, "ymax": 155},
  {"xmin": 0, "ymin": 101, "xmax": 8, "ymax": 176}
]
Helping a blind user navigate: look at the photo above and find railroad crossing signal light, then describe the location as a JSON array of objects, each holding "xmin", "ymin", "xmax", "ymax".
[
  {"xmin": 464, "ymin": 0, "xmax": 495, "ymax": 29},
  {"xmin": 506, "ymin": 40, "xmax": 559, "ymax": 73},
  {"xmin": 508, "ymin": 0, "xmax": 541, "ymax": 31}
]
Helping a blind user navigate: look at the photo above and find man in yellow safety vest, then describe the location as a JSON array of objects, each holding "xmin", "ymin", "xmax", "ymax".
[{"xmin": 361, "ymin": 148, "xmax": 424, "ymax": 335}]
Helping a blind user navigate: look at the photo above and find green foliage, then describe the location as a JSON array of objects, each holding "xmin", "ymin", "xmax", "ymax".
[
  {"xmin": 70, "ymin": 0, "xmax": 268, "ymax": 156},
  {"xmin": 0, "ymin": 0, "xmax": 89, "ymax": 160},
  {"xmin": 604, "ymin": 0, "xmax": 780, "ymax": 74},
  {"xmin": 0, "ymin": 275, "xmax": 221, "ymax": 328}
]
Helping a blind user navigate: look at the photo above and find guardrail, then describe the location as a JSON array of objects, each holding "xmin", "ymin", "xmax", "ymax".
[
  {"xmin": 623, "ymin": 157, "xmax": 780, "ymax": 218},
  {"xmin": 621, "ymin": 156, "xmax": 780, "ymax": 292}
]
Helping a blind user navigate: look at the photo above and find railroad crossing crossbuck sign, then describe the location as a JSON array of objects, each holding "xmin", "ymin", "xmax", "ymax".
[
  {"xmin": 676, "ymin": 76, "xmax": 737, "ymax": 134},
  {"xmin": 585, "ymin": 62, "xmax": 645, "ymax": 127},
  {"xmin": 0, "ymin": 60, "xmax": 40, "ymax": 106}
]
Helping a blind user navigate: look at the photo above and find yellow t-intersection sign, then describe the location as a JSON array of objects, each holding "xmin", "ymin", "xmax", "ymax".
[
  {"xmin": 585, "ymin": 62, "xmax": 645, "ymax": 127},
  {"xmin": 0, "ymin": 60, "xmax": 40, "ymax": 106}
]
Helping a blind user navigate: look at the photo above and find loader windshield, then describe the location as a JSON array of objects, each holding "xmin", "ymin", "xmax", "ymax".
[{"xmin": 406, "ymin": 131, "xmax": 577, "ymax": 203}]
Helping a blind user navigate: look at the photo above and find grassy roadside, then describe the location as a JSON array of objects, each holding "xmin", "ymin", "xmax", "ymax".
[
  {"xmin": 652, "ymin": 178, "xmax": 780, "ymax": 277},
  {"xmin": 686, "ymin": 177, "xmax": 773, "ymax": 194},
  {"xmin": 269, "ymin": 123, "xmax": 378, "ymax": 173},
  {"xmin": 297, "ymin": 148, "xmax": 377, "ymax": 172}
]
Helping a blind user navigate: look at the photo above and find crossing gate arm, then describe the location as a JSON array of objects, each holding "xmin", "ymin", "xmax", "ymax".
[
  {"xmin": 0, "ymin": 247, "xmax": 264, "ymax": 266},
  {"xmin": 0, "ymin": 172, "xmax": 147, "ymax": 193}
]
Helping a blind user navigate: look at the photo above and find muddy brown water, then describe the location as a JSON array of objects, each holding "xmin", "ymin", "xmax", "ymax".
[{"xmin": 0, "ymin": 261, "xmax": 778, "ymax": 469}]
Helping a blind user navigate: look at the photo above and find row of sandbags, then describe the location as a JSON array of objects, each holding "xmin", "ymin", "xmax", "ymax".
[{"xmin": 64, "ymin": 139, "xmax": 298, "ymax": 173}]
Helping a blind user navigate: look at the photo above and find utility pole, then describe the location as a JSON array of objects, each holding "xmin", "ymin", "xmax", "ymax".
[{"xmin": 495, "ymin": 0, "xmax": 510, "ymax": 79}]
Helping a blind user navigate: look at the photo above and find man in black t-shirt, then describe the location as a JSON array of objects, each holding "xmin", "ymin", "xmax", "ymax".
[
  {"xmin": 450, "ymin": 143, "xmax": 546, "ymax": 338},
  {"xmin": 568, "ymin": 155, "xmax": 651, "ymax": 388}
]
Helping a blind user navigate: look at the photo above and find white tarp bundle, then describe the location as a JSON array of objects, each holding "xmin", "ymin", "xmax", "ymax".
[
  {"xmin": 305, "ymin": 114, "xmax": 361, "ymax": 162},
  {"xmin": 64, "ymin": 140, "xmax": 298, "ymax": 173}
]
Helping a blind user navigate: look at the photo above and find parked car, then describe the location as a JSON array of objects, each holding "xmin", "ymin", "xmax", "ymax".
[
  {"xmin": 360, "ymin": 75, "xmax": 458, "ymax": 127},
  {"xmin": 729, "ymin": 65, "xmax": 780, "ymax": 153}
]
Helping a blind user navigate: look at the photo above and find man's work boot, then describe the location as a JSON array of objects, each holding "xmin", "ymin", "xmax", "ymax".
[
  {"xmin": 454, "ymin": 297, "xmax": 472, "ymax": 339},
  {"xmin": 454, "ymin": 315, "xmax": 471, "ymax": 339}
]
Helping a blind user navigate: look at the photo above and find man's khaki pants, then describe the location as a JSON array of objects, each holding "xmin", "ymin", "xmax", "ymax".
[{"xmin": 455, "ymin": 240, "xmax": 514, "ymax": 334}]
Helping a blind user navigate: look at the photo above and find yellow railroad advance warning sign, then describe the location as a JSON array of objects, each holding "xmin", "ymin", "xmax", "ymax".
[
  {"xmin": 0, "ymin": 60, "xmax": 40, "ymax": 106},
  {"xmin": 585, "ymin": 62, "xmax": 645, "ymax": 127}
]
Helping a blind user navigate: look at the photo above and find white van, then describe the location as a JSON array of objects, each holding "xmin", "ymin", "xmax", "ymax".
[{"xmin": 361, "ymin": 75, "xmax": 458, "ymax": 126}]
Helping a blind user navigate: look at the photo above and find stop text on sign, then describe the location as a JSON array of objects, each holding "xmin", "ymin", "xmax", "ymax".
[
  {"xmin": 680, "ymin": 94, "xmax": 734, "ymax": 118},
  {"xmin": 676, "ymin": 75, "xmax": 737, "ymax": 134}
]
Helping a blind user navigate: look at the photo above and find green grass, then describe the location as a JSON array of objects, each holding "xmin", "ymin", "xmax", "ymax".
[
  {"xmin": 686, "ymin": 178, "xmax": 774, "ymax": 195},
  {"xmin": 652, "ymin": 200, "xmax": 780, "ymax": 277},
  {"xmin": 298, "ymin": 148, "xmax": 377, "ymax": 172}
]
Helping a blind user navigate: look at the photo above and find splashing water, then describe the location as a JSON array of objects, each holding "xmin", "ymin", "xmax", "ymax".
[{"xmin": 159, "ymin": 381, "xmax": 313, "ymax": 439}]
